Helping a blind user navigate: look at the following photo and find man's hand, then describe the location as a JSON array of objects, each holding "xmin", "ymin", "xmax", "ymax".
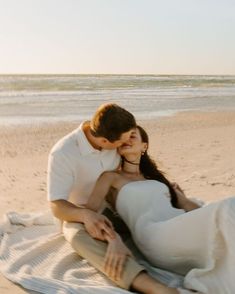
[
  {"xmin": 104, "ymin": 234, "xmax": 133, "ymax": 281},
  {"xmin": 82, "ymin": 209, "xmax": 115, "ymax": 241}
]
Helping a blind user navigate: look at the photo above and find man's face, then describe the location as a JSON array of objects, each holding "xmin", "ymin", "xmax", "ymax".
[{"xmin": 102, "ymin": 129, "xmax": 135, "ymax": 149}]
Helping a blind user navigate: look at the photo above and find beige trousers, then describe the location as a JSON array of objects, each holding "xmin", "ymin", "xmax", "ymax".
[{"xmin": 63, "ymin": 221, "xmax": 145, "ymax": 289}]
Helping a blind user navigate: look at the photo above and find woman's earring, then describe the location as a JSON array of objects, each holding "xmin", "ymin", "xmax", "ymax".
[{"xmin": 141, "ymin": 151, "xmax": 145, "ymax": 155}]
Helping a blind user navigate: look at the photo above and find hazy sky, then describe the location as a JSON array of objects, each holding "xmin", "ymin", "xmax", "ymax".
[{"xmin": 0, "ymin": 0, "xmax": 235, "ymax": 75}]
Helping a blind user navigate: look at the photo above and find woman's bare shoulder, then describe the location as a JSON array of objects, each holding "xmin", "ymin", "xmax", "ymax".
[{"xmin": 100, "ymin": 170, "xmax": 122, "ymax": 182}]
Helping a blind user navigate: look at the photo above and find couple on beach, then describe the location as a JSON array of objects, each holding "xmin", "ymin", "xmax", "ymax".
[{"xmin": 47, "ymin": 103, "xmax": 235, "ymax": 294}]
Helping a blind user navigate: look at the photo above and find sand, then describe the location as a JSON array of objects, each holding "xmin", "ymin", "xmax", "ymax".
[{"xmin": 0, "ymin": 110, "xmax": 235, "ymax": 293}]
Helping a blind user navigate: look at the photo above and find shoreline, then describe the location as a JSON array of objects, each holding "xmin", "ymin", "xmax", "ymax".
[
  {"xmin": 1, "ymin": 110, "xmax": 235, "ymax": 293},
  {"xmin": 1, "ymin": 108, "xmax": 235, "ymax": 127}
]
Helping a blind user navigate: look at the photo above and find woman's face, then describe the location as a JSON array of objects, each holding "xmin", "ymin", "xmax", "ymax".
[{"xmin": 118, "ymin": 128, "xmax": 147, "ymax": 156}]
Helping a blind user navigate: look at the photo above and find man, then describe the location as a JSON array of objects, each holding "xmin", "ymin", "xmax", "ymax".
[{"xmin": 47, "ymin": 103, "xmax": 178, "ymax": 294}]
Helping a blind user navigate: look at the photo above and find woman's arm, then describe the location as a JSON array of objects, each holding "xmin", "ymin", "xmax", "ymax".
[
  {"xmin": 86, "ymin": 172, "xmax": 132, "ymax": 279},
  {"xmin": 86, "ymin": 172, "xmax": 118, "ymax": 212},
  {"xmin": 172, "ymin": 183, "xmax": 201, "ymax": 212}
]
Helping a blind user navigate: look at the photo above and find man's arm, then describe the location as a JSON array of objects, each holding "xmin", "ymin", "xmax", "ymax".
[
  {"xmin": 48, "ymin": 149, "xmax": 115, "ymax": 240},
  {"xmin": 50, "ymin": 199, "xmax": 115, "ymax": 240},
  {"xmin": 50, "ymin": 199, "xmax": 87, "ymax": 222}
]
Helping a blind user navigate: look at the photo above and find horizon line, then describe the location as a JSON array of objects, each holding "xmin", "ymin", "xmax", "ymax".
[{"xmin": 0, "ymin": 72, "xmax": 235, "ymax": 76}]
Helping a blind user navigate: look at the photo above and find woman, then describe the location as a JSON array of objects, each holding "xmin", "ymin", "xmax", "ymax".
[{"xmin": 86, "ymin": 126, "xmax": 235, "ymax": 294}]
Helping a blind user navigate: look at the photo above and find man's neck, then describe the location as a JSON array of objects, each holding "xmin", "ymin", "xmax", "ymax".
[{"xmin": 83, "ymin": 122, "xmax": 102, "ymax": 150}]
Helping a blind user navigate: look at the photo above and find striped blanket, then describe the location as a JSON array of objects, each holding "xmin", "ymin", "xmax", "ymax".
[{"xmin": 0, "ymin": 210, "xmax": 188, "ymax": 294}]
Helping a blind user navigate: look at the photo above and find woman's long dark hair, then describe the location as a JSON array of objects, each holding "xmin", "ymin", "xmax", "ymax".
[{"xmin": 123, "ymin": 125, "xmax": 178, "ymax": 208}]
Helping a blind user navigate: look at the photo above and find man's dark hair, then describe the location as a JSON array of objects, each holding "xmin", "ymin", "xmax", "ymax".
[{"xmin": 90, "ymin": 103, "xmax": 136, "ymax": 142}]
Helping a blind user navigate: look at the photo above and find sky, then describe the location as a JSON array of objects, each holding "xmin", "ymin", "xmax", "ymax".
[{"xmin": 0, "ymin": 0, "xmax": 235, "ymax": 75}]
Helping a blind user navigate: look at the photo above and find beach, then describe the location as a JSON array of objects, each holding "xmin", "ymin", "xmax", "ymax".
[{"xmin": 1, "ymin": 110, "xmax": 235, "ymax": 293}]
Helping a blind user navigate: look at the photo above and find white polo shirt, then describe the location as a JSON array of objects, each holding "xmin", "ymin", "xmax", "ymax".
[{"xmin": 47, "ymin": 122, "xmax": 121, "ymax": 206}]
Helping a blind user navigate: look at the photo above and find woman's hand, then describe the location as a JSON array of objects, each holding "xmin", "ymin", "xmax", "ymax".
[
  {"xmin": 172, "ymin": 182, "xmax": 188, "ymax": 206},
  {"xmin": 172, "ymin": 182, "xmax": 200, "ymax": 212},
  {"xmin": 82, "ymin": 209, "xmax": 115, "ymax": 241},
  {"xmin": 104, "ymin": 233, "xmax": 133, "ymax": 281}
]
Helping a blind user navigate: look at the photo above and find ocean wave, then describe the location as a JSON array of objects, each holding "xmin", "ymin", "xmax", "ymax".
[
  {"xmin": 0, "ymin": 75, "xmax": 235, "ymax": 125},
  {"xmin": 1, "ymin": 75, "xmax": 235, "ymax": 93}
]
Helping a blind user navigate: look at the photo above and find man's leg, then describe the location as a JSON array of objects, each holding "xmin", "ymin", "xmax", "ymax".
[
  {"xmin": 63, "ymin": 221, "xmax": 179, "ymax": 293},
  {"xmin": 63, "ymin": 221, "xmax": 143, "ymax": 289}
]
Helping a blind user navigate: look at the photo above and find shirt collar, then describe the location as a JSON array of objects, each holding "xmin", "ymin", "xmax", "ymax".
[{"xmin": 76, "ymin": 121, "xmax": 101, "ymax": 156}]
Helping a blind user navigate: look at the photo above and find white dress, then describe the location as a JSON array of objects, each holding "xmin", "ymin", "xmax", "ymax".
[{"xmin": 116, "ymin": 180, "xmax": 235, "ymax": 294}]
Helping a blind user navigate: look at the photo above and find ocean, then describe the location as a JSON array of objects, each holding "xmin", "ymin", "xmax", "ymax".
[{"xmin": 0, "ymin": 74, "xmax": 235, "ymax": 125}]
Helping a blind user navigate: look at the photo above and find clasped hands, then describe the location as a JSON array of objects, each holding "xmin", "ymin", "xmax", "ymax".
[{"xmin": 83, "ymin": 209, "xmax": 133, "ymax": 280}]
